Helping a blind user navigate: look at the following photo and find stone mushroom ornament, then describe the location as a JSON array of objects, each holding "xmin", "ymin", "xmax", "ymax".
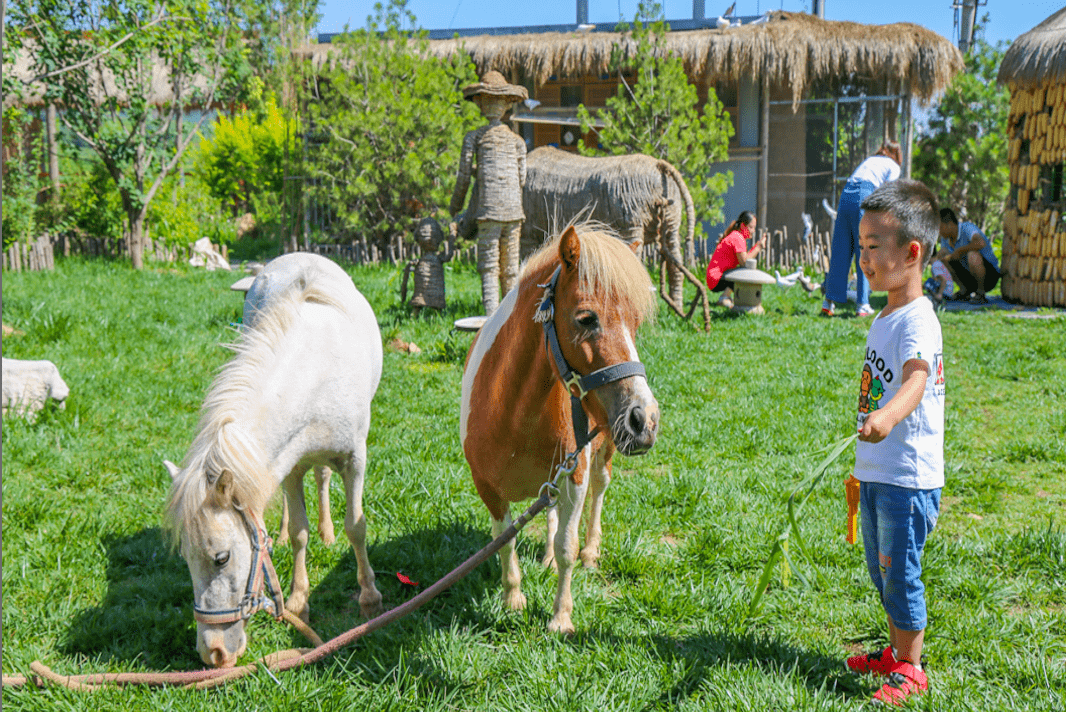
[
  {"xmin": 449, "ymin": 70, "xmax": 528, "ymax": 316},
  {"xmin": 722, "ymin": 258, "xmax": 776, "ymax": 314}
]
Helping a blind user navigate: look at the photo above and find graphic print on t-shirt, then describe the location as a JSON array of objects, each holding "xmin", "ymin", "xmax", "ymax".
[{"xmin": 858, "ymin": 347, "xmax": 894, "ymax": 427}]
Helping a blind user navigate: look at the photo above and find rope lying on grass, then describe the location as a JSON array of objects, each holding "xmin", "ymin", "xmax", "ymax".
[{"xmin": 4, "ymin": 492, "xmax": 552, "ymax": 692}]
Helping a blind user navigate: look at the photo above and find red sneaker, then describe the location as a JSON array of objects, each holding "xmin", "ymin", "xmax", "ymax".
[
  {"xmin": 872, "ymin": 661, "xmax": 927, "ymax": 706},
  {"xmin": 846, "ymin": 645, "xmax": 896, "ymax": 675}
]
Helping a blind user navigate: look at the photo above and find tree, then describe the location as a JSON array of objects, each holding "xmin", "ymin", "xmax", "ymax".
[
  {"xmin": 577, "ymin": 2, "xmax": 734, "ymax": 258},
  {"xmin": 913, "ymin": 16, "xmax": 1009, "ymax": 235},
  {"xmin": 6, "ymin": 0, "xmax": 311, "ymax": 268},
  {"xmin": 300, "ymin": 0, "xmax": 480, "ymax": 254}
]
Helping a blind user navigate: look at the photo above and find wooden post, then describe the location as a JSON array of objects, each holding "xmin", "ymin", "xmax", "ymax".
[{"xmin": 758, "ymin": 74, "xmax": 770, "ymax": 229}]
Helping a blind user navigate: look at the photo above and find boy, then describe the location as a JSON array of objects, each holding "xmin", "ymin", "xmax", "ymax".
[{"xmin": 846, "ymin": 179, "xmax": 945, "ymax": 706}]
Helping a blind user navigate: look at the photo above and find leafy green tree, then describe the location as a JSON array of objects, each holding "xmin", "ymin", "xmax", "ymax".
[
  {"xmin": 6, "ymin": 0, "xmax": 313, "ymax": 268},
  {"xmin": 301, "ymin": 0, "xmax": 480, "ymax": 252},
  {"xmin": 914, "ymin": 17, "xmax": 1009, "ymax": 235},
  {"xmin": 577, "ymin": 1, "xmax": 734, "ymax": 259}
]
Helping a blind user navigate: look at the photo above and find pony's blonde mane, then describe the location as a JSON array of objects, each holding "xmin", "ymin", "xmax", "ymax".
[
  {"xmin": 165, "ymin": 273, "xmax": 350, "ymax": 549},
  {"xmin": 522, "ymin": 221, "xmax": 657, "ymax": 323}
]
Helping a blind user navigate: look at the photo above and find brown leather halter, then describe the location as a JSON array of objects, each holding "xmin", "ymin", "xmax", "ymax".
[{"xmin": 192, "ymin": 506, "xmax": 286, "ymax": 627}]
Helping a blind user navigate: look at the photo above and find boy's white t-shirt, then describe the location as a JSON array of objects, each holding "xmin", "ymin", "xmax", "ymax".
[{"xmin": 855, "ymin": 297, "xmax": 945, "ymax": 490}]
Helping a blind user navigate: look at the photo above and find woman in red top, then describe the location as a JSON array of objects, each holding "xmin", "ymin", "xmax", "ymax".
[{"xmin": 706, "ymin": 211, "xmax": 765, "ymax": 307}]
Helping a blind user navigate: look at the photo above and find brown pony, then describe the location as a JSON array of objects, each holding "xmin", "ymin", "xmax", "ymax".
[{"xmin": 460, "ymin": 224, "xmax": 660, "ymax": 634}]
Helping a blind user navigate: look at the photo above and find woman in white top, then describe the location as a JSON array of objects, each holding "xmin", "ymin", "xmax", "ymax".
[{"xmin": 823, "ymin": 141, "xmax": 902, "ymax": 317}]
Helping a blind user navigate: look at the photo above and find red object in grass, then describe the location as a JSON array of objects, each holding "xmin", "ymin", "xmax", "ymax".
[{"xmin": 396, "ymin": 572, "xmax": 419, "ymax": 587}]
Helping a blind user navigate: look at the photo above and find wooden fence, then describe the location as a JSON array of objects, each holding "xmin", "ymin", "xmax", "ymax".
[
  {"xmin": 4, "ymin": 226, "xmax": 834, "ymax": 275},
  {"xmin": 3, "ymin": 234, "xmax": 56, "ymax": 272}
]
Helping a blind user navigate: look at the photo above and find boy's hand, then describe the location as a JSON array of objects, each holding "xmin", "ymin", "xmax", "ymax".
[{"xmin": 858, "ymin": 409, "xmax": 893, "ymax": 442}]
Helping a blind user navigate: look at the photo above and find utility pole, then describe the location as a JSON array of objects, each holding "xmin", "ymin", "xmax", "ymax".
[{"xmin": 957, "ymin": 0, "xmax": 977, "ymax": 54}]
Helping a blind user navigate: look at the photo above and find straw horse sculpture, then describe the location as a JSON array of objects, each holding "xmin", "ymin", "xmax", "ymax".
[
  {"xmin": 461, "ymin": 224, "xmax": 660, "ymax": 634},
  {"xmin": 520, "ymin": 146, "xmax": 696, "ymax": 304},
  {"xmin": 165, "ymin": 253, "xmax": 383, "ymax": 668}
]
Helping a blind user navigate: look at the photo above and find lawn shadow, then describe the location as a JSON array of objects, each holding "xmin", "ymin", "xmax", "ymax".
[
  {"xmin": 305, "ymin": 516, "xmax": 511, "ymax": 640},
  {"xmin": 60, "ymin": 527, "xmax": 201, "ymax": 669},
  {"xmin": 636, "ymin": 630, "xmax": 865, "ymax": 707}
]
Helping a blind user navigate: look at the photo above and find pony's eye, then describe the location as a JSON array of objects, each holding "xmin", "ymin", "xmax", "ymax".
[
  {"xmin": 214, "ymin": 551, "xmax": 230, "ymax": 567},
  {"xmin": 576, "ymin": 312, "xmax": 599, "ymax": 329}
]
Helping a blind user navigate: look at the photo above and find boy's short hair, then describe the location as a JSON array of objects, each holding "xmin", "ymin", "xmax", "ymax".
[{"xmin": 860, "ymin": 179, "xmax": 939, "ymax": 267}]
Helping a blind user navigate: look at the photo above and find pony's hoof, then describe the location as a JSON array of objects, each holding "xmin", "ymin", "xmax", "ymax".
[
  {"xmin": 503, "ymin": 589, "xmax": 527, "ymax": 611},
  {"xmin": 579, "ymin": 549, "xmax": 600, "ymax": 568},
  {"xmin": 547, "ymin": 616, "xmax": 575, "ymax": 636},
  {"xmin": 541, "ymin": 553, "xmax": 557, "ymax": 571},
  {"xmin": 360, "ymin": 592, "xmax": 384, "ymax": 620},
  {"xmin": 319, "ymin": 524, "xmax": 336, "ymax": 546}
]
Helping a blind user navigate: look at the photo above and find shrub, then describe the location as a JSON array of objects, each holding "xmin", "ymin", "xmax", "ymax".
[
  {"xmin": 1, "ymin": 108, "xmax": 41, "ymax": 250},
  {"xmin": 194, "ymin": 86, "xmax": 296, "ymax": 216}
]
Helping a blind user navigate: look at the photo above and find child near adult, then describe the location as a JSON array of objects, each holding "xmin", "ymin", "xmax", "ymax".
[
  {"xmin": 923, "ymin": 258, "xmax": 955, "ymax": 307},
  {"xmin": 846, "ymin": 179, "xmax": 945, "ymax": 706},
  {"xmin": 705, "ymin": 211, "xmax": 765, "ymax": 308},
  {"xmin": 935, "ymin": 207, "xmax": 1001, "ymax": 304}
]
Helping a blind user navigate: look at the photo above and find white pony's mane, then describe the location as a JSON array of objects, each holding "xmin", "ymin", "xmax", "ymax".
[{"xmin": 165, "ymin": 272, "xmax": 349, "ymax": 549}]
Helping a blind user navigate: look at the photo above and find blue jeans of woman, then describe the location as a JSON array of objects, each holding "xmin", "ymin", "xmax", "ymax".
[{"xmin": 826, "ymin": 179, "xmax": 875, "ymax": 306}]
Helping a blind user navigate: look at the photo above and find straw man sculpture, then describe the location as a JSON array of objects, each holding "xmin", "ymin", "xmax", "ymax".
[{"xmin": 450, "ymin": 70, "xmax": 528, "ymax": 316}]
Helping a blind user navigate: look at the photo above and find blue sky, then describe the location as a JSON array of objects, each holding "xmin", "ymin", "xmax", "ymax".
[{"xmin": 314, "ymin": 1, "xmax": 1061, "ymax": 49}]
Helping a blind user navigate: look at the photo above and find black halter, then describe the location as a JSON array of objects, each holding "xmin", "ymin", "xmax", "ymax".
[{"xmin": 536, "ymin": 265, "xmax": 648, "ymax": 453}]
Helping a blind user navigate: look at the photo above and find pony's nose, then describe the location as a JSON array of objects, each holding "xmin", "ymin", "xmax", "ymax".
[
  {"xmin": 207, "ymin": 644, "xmax": 234, "ymax": 668},
  {"xmin": 627, "ymin": 404, "xmax": 647, "ymax": 434}
]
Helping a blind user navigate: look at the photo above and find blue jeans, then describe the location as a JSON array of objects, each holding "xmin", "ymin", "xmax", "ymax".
[
  {"xmin": 860, "ymin": 481, "xmax": 941, "ymax": 631},
  {"xmin": 826, "ymin": 179, "xmax": 874, "ymax": 306}
]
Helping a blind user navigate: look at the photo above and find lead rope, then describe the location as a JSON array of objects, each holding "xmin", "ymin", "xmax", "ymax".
[{"xmin": 1, "ymin": 468, "xmax": 572, "ymax": 692}]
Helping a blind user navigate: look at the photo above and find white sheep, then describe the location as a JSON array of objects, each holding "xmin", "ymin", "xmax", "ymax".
[{"xmin": 2, "ymin": 358, "xmax": 70, "ymax": 421}]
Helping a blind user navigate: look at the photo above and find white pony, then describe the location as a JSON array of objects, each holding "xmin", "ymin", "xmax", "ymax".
[{"xmin": 165, "ymin": 253, "xmax": 383, "ymax": 668}]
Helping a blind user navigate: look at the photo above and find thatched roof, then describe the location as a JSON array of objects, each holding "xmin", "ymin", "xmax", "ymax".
[
  {"xmin": 998, "ymin": 7, "xmax": 1066, "ymax": 89},
  {"xmin": 297, "ymin": 11, "xmax": 963, "ymax": 106},
  {"xmin": 3, "ymin": 40, "xmax": 214, "ymax": 109}
]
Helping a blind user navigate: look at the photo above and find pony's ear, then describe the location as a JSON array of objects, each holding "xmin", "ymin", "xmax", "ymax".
[
  {"xmin": 627, "ymin": 239, "xmax": 642, "ymax": 255},
  {"xmin": 163, "ymin": 460, "xmax": 181, "ymax": 481},
  {"xmin": 559, "ymin": 225, "xmax": 581, "ymax": 271},
  {"xmin": 213, "ymin": 469, "xmax": 234, "ymax": 508}
]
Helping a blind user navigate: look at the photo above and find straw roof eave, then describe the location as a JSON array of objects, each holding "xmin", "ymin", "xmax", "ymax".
[
  {"xmin": 296, "ymin": 11, "xmax": 964, "ymax": 106},
  {"xmin": 997, "ymin": 7, "xmax": 1066, "ymax": 89}
]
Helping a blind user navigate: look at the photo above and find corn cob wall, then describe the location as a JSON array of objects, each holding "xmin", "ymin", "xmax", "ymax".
[{"xmin": 1003, "ymin": 81, "xmax": 1066, "ymax": 307}]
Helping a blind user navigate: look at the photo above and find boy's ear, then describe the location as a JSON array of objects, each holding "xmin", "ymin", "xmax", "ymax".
[{"xmin": 909, "ymin": 241, "xmax": 922, "ymax": 263}]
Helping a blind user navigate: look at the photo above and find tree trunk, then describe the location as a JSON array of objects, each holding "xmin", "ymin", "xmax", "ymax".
[{"xmin": 129, "ymin": 210, "xmax": 146, "ymax": 269}]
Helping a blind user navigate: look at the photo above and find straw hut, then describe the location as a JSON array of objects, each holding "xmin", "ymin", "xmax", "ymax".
[
  {"xmin": 303, "ymin": 10, "xmax": 963, "ymax": 251},
  {"xmin": 998, "ymin": 7, "xmax": 1066, "ymax": 308}
]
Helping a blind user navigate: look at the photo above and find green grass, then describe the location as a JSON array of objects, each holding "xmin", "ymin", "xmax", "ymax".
[{"xmin": 2, "ymin": 257, "xmax": 1064, "ymax": 711}]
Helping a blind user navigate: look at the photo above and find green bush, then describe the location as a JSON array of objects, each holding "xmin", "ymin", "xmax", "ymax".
[
  {"xmin": 63, "ymin": 156, "xmax": 125, "ymax": 242},
  {"xmin": 147, "ymin": 172, "xmax": 237, "ymax": 249},
  {"xmin": 194, "ymin": 88, "xmax": 296, "ymax": 215},
  {"xmin": 1, "ymin": 108, "xmax": 40, "ymax": 250}
]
